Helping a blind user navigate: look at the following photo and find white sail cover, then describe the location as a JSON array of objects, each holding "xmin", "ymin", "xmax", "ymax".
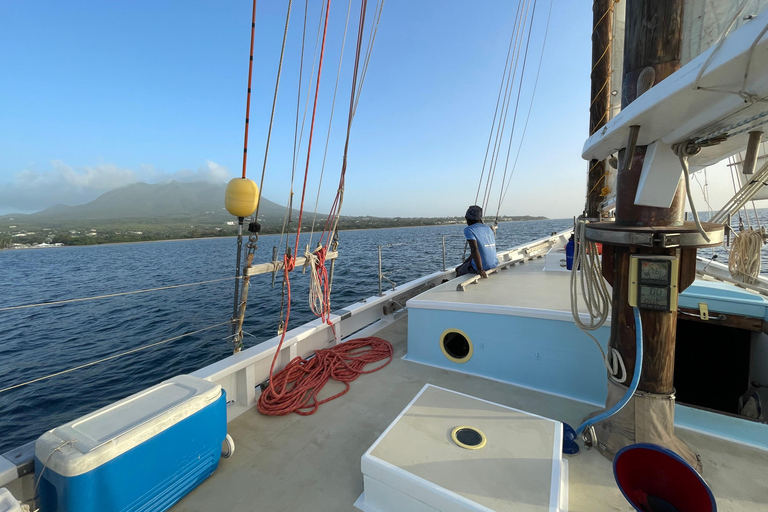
[
  {"xmin": 682, "ymin": 0, "xmax": 768, "ymax": 66},
  {"xmin": 601, "ymin": 0, "xmax": 768, "ymax": 211}
]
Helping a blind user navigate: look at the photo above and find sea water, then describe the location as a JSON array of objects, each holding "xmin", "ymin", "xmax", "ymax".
[{"xmin": 1, "ymin": 215, "xmax": 766, "ymax": 453}]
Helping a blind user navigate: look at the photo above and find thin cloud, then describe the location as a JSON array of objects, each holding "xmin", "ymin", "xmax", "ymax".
[{"xmin": 0, "ymin": 160, "xmax": 232, "ymax": 214}]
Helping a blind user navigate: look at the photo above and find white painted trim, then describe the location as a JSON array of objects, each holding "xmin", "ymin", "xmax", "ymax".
[
  {"xmin": 674, "ymin": 422, "xmax": 768, "ymax": 452},
  {"xmin": 549, "ymin": 416, "xmax": 564, "ymax": 512},
  {"xmin": 559, "ymin": 459, "xmax": 569, "ymax": 512},
  {"xmin": 399, "ymin": 357, "xmax": 606, "ymax": 409},
  {"xmin": 406, "ymin": 299, "xmax": 612, "ymax": 326},
  {"xmin": 364, "ymin": 455, "xmax": 496, "ymax": 512}
]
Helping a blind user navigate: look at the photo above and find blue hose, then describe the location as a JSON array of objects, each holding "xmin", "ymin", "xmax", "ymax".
[{"xmin": 575, "ymin": 306, "xmax": 643, "ymax": 437}]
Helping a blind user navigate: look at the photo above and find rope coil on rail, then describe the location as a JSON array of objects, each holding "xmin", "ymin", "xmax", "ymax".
[
  {"xmin": 257, "ymin": 336, "xmax": 393, "ymax": 416},
  {"xmin": 729, "ymin": 228, "xmax": 764, "ymax": 284}
]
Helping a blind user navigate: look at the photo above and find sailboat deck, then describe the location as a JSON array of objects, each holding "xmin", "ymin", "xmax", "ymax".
[
  {"xmin": 414, "ymin": 257, "xmax": 583, "ymax": 315},
  {"xmin": 173, "ymin": 314, "xmax": 768, "ymax": 512}
]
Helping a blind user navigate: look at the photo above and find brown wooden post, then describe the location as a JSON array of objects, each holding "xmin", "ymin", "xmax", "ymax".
[
  {"xmin": 586, "ymin": 0, "xmax": 613, "ymax": 218},
  {"xmin": 609, "ymin": 0, "xmax": 684, "ymax": 393}
]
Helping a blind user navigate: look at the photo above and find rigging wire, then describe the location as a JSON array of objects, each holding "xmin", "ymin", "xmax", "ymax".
[
  {"xmin": 480, "ymin": 0, "xmax": 529, "ymax": 213},
  {"xmin": 0, "ymin": 277, "xmax": 241, "ymax": 312},
  {"xmin": 278, "ymin": 0, "xmax": 314, "ymax": 330},
  {"xmin": 494, "ymin": 0, "xmax": 539, "ymax": 222},
  {"xmin": 483, "ymin": 0, "xmax": 537, "ymax": 214},
  {"xmin": 481, "ymin": 0, "xmax": 533, "ymax": 214},
  {"xmin": 323, "ymin": 0, "xmax": 383, "ymax": 242},
  {"xmin": 352, "ymin": 0, "xmax": 385, "ymax": 116},
  {"xmin": 0, "ymin": 321, "xmax": 231, "ymax": 395},
  {"xmin": 253, "ymin": 0, "xmax": 294, "ymax": 224},
  {"xmin": 292, "ymin": 0, "xmax": 333, "ymax": 257},
  {"xmin": 280, "ymin": 0, "xmax": 324, "ymax": 257},
  {"xmin": 474, "ymin": 1, "xmax": 523, "ymax": 205},
  {"xmin": 310, "ymin": 0, "xmax": 354, "ymax": 246},
  {"xmin": 260, "ymin": 0, "xmax": 370, "ymax": 415},
  {"xmin": 499, "ymin": 0, "xmax": 552, "ymax": 212}
]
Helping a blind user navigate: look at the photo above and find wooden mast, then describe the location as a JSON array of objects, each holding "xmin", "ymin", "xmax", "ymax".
[
  {"xmin": 582, "ymin": 0, "xmax": 721, "ymax": 471},
  {"xmin": 610, "ymin": 0, "xmax": 685, "ymax": 392},
  {"xmin": 586, "ymin": 0, "xmax": 613, "ymax": 218}
]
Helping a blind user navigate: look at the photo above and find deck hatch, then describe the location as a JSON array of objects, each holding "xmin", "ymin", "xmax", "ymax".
[{"xmin": 451, "ymin": 426, "xmax": 486, "ymax": 450}]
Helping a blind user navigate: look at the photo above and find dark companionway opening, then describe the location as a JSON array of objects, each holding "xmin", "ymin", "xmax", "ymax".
[{"xmin": 674, "ymin": 320, "xmax": 751, "ymax": 415}]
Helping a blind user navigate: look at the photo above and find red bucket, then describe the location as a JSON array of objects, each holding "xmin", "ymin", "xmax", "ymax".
[{"xmin": 613, "ymin": 443, "xmax": 715, "ymax": 512}]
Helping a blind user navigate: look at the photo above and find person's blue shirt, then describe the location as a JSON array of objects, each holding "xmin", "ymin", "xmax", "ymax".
[{"xmin": 464, "ymin": 223, "xmax": 498, "ymax": 271}]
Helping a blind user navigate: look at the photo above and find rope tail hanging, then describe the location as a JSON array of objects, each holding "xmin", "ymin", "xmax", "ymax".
[{"xmin": 258, "ymin": 0, "xmax": 381, "ymax": 417}]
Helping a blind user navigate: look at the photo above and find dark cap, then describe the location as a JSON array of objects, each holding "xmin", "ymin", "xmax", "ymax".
[{"xmin": 465, "ymin": 205, "xmax": 483, "ymax": 221}]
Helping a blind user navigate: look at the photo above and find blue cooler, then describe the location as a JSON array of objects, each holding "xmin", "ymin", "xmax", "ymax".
[{"xmin": 35, "ymin": 375, "xmax": 227, "ymax": 512}]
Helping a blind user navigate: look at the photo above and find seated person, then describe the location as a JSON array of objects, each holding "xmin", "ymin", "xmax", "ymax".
[{"xmin": 455, "ymin": 205, "xmax": 499, "ymax": 278}]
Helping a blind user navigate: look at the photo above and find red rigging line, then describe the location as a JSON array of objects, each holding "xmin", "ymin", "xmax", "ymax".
[
  {"xmin": 293, "ymin": 0, "xmax": 333, "ymax": 258},
  {"xmin": 262, "ymin": 0, "xmax": 371, "ymax": 414},
  {"xmin": 241, "ymin": 0, "xmax": 258, "ymax": 179},
  {"xmin": 320, "ymin": 0, "xmax": 368, "ymax": 249}
]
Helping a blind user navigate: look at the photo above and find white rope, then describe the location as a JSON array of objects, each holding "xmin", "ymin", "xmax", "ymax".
[
  {"xmin": 569, "ymin": 220, "xmax": 626, "ymax": 383},
  {"xmin": 730, "ymin": 228, "xmax": 764, "ymax": 284},
  {"xmin": 672, "ymin": 141, "xmax": 712, "ymax": 242},
  {"xmin": 304, "ymin": 245, "xmax": 325, "ymax": 316}
]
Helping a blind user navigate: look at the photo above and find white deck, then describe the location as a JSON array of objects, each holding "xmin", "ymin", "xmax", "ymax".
[
  {"xmin": 358, "ymin": 384, "xmax": 565, "ymax": 512},
  {"xmin": 410, "ymin": 256, "xmax": 593, "ymax": 319},
  {"xmin": 170, "ymin": 276, "xmax": 768, "ymax": 512}
]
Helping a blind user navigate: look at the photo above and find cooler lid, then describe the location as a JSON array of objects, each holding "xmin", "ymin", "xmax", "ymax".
[
  {"xmin": 36, "ymin": 375, "xmax": 222, "ymax": 476},
  {"xmin": 0, "ymin": 488, "xmax": 22, "ymax": 512}
]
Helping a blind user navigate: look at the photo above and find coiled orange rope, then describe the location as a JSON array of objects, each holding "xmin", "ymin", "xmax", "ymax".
[{"xmin": 257, "ymin": 336, "xmax": 393, "ymax": 416}]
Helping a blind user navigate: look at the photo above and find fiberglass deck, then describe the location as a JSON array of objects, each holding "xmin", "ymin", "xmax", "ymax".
[{"xmin": 172, "ymin": 314, "xmax": 768, "ymax": 512}]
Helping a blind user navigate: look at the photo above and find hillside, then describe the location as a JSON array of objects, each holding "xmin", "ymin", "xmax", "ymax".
[
  {"xmin": 0, "ymin": 181, "xmax": 546, "ymax": 247},
  {"xmin": 28, "ymin": 181, "xmax": 292, "ymax": 221}
]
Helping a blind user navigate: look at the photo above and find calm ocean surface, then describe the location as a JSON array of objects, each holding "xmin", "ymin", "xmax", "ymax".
[
  {"xmin": 2, "ymin": 214, "xmax": 768, "ymax": 453},
  {"xmin": 0, "ymin": 219, "xmax": 575, "ymax": 452}
]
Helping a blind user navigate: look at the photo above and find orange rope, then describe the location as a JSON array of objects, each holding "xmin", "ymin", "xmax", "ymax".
[
  {"xmin": 257, "ymin": 336, "xmax": 393, "ymax": 415},
  {"xmin": 260, "ymin": 0, "xmax": 374, "ymax": 419}
]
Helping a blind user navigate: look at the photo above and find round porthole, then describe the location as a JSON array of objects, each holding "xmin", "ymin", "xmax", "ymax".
[
  {"xmin": 451, "ymin": 426, "xmax": 486, "ymax": 450},
  {"xmin": 440, "ymin": 329, "xmax": 473, "ymax": 363}
]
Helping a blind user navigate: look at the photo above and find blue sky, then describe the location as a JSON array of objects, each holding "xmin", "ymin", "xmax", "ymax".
[{"xmin": 1, "ymin": 0, "xmax": 600, "ymax": 218}]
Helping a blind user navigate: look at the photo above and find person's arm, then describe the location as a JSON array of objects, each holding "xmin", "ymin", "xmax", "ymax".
[{"xmin": 468, "ymin": 239, "xmax": 488, "ymax": 278}]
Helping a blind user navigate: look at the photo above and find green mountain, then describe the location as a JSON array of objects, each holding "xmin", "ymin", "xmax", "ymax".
[
  {"xmin": 0, "ymin": 181, "xmax": 546, "ymax": 247},
  {"xmin": 27, "ymin": 181, "xmax": 292, "ymax": 221}
]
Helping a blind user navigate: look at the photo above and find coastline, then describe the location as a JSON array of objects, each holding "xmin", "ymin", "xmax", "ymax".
[{"xmin": 1, "ymin": 217, "xmax": 550, "ymax": 250}]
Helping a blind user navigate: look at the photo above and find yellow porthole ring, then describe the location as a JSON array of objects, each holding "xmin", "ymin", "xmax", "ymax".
[
  {"xmin": 451, "ymin": 426, "xmax": 486, "ymax": 450},
  {"xmin": 440, "ymin": 328, "xmax": 473, "ymax": 363}
]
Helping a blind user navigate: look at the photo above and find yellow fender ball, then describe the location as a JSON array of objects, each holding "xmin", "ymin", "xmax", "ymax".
[{"xmin": 225, "ymin": 178, "xmax": 259, "ymax": 218}]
